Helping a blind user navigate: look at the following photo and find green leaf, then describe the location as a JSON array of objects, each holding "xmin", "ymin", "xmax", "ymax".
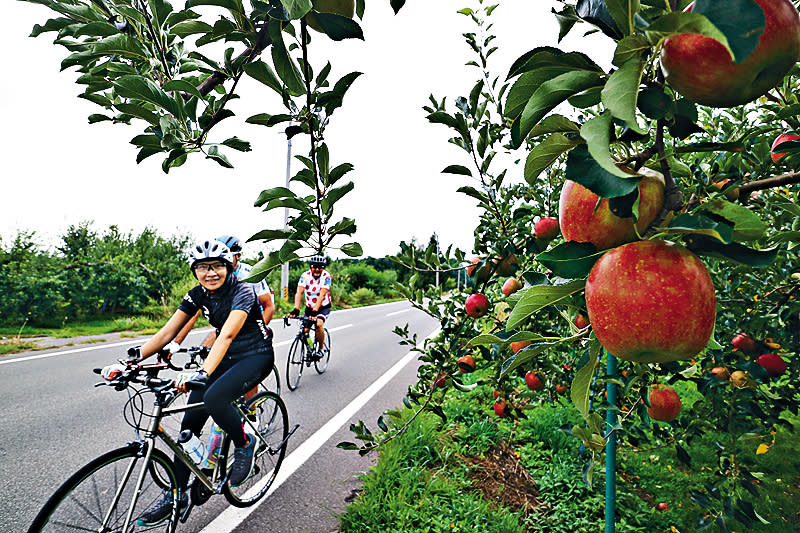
[
  {"xmin": 523, "ymin": 133, "xmax": 578, "ymax": 184},
  {"xmin": 341, "ymin": 242, "xmax": 363, "ymax": 257},
  {"xmin": 254, "ymin": 186, "xmax": 297, "ymax": 207},
  {"xmin": 206, "ymin": 146, "xmax": 233, "ymax": 168},
  {"xmin": 580, "ymin": 113, "xmax": 636, "ymax": 178},
  {"xmin": 442, "ymin": 165, "xmax": 472, "ymax": 176},
  {"xmin": 645, "ymin": 12, "xmax": 731, "ymax": 57},
  {"xmin": 571, "ymin": 356, "xmax": 599, "ymax": 422},
  {"xmin": 515, "ymin": 70, "xmax": 604, "ymax": 145},
  {"xmin": 244, "ymin": 60, "xmax": 285, "ymax": 95},
  {"xmin": 185, "ymin": 0, "xmax": 244, "ymax": 14},
  {"xmin": 565, "ymin": 144, "xmax": 641, "ymax": 199},
  {"xmin": 427, "ymin": 111, "xmax": 458, "ymax": 129},
  {"xmin": 536, "ymin": 241, "xmax": 602, "ymax": 279},
  {"xmin": 500, "ymin": 341, "xmax": 558, "ymax": 377},
  {"xmin": 321, "ymin": 181, "xmax": 355, "ymax": 213},
  {"xmin": 664, "ymin": 214, "xmax": 735, "ymax": 244},
  {"xmin": 468, "ymin": 331, "xmax": 546, "ymax": 347},
  {"xmin": 507, "ymin": 46, "xmax": 602, "ymax": 80},
  {"xmin": 328, "ymin": 217, "xmax": 357, "ymax": 237},
  {"xmin": 507, "ymin": 279, "xmax": 586, "ymax": 330},
  {"xmin": 268, "ymin": 20, "xmax": 305, "ymax": 96},
  {"xmin": 457, "ymin": 186, "xmax": 489, "ymax": 204},
  {"xmin": 605, "ymin": 0, "xmax": 640, "ymax": 37},
  {"xmin": 693, "ymin": 0, "xmax": 764, "ymax": 63},
  {"xmin": 684, "ymin": 234, "xmax": 778, "ymax": 267},
  {"xmin": 528, "ymin": 114, "xmax": 580, "ymax": 137},
  {"xmin": 700, "ymin": 200, "xmax": 767, "ymax": 241},
  {"xmin": 221, "ymin": 137, "xmax": 251, "ymax": 152},
  {"xmin": 327, "ymin": 163, "xmax": 354, "ymax": 186},
  {"xmin": 169, "ymin": 20, "xmax": 213, "ymax": 36},
  {"xmin": 280, "ymin": 0, "xmax": 312, "ymax": 19},
  {"xmin": 115, "ymin": 103, "xmax": 160, "ymax": 125},
  {"xmin": 308, "ymin": 12, "xmax": 364, "ymax": 41},
  {"xmin": 162, "ymin": 79, "xmax": 204, "ymax": 100},
  {"xmin": 249, "ymin": 228, "xmax": 294, "ymax": 241},
  {"xmin": 612, "ymin": 34, "xmax": 650, "ymax": 67},
  {"xmin": 92, "ymin": 34, "xmax": 151, "ymax": 61},
  {"xmin": 637, "ymin": 87, "xmax": 672, "ymax": 120},
  {"xmin": 601, "ymin": 57, "xmax": 645, "ymax": 134},
  {"xmin": 88, "ymin": 114, "xmax": 111, "ymax": 123},
  {"xmin": 113, "ymin": 75, "xmax": 180, "ymax": 117},
  {"xmin": 74, "ymin": 21, "xmax": 120, "ymax": 38}
]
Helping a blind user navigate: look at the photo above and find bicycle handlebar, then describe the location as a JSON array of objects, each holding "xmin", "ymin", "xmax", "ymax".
[{"xmin": 93, "ymin": 345, "xmax": 210, "ymax": 392}]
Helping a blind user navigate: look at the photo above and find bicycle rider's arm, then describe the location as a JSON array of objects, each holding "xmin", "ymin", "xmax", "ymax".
[
  {"xmin": 259, "ymin": 292, "xmax": 275, "ymax": 325},
  {"xmin": 173, "ymin": 309, "xmax": 201, "ymax": 345},
  {"xmin": 138, "ymin": 309, "xmax": 193, "ymax": 360},
  {"xmin": 313, "ymin": 287, "xmax": 330, "ymax": 313},
  {"xmin": 201, "ymin": 309, "xmax": 247, "ymax": 375},
  {"xmin": 292, "ymin": 285, "xmax": 304, "ymax": 313}
]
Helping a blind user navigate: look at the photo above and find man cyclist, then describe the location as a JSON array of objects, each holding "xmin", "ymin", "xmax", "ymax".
[
  {"xmin": 289, "ymin": 255, "xmax": 331, "ymax": 359},
  {"xmin": 171, "ymin": 235, "xmax": 275, "ymax": 350}
]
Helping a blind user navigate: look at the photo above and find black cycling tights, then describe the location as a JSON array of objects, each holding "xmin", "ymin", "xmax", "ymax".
[{"xmin": 174, "ymin": 353, "xmax": 273, "ymax": 489}]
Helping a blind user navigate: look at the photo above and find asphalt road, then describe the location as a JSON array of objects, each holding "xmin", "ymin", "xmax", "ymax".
[{"xmin": 0, "ymin": 301, "xmax": 438, "ymax": 532}]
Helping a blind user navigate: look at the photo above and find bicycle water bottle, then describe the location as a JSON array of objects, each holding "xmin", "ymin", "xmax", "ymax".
[
  {"xmin": 203, "ymin": 424, "xmax": 224, "ymax": 469},
  {"xmin": 178, "ymin": 429, "xmax": 205, "ymax": 465}
]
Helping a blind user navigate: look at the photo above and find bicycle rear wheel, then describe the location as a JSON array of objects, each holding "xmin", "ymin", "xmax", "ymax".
[
  {"xmin": 260, "ymin": 363, "xmax": 281, "ymax": 396},
  {"xmin": 314, "ymin": 327, "xmax": 331, "ymax": 374},
  {"xmin": 285, "ymin": 337, "xmax": 305, "ymax": 391},
  {"xmin": 222, "ymin": 391, "xmax": 289, "ymax": 507},
  {"xmin": 28, "ymin": 444, "xmax": 178, "ymax": 533}
]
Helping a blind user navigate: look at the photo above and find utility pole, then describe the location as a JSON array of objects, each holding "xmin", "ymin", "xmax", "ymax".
[{"xmin": 280, "ymin": 125, "xmax": 292, "ymax": 302}]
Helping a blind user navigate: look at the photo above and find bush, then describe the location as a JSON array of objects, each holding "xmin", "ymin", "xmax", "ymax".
[{"xmin": 350, "ymin": 287, "xmax": 377, "ymax": 305}]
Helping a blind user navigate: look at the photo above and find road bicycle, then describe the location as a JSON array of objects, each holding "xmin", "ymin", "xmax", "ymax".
[
  {"xmin": 28, "ymin": 347, "xmax": 297, "ymax": 533},
  {"xmin": 284, "ymin": 315, "xmax": 331, "ymax": 391}
]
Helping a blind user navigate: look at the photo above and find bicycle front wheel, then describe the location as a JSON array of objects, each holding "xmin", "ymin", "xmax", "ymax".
[
  {"xmin": 285, "ymin": 337, "xmax": 305, "ymax": 391},
  {"xmin": 29, "ymin": 444, "xmax": 178, "ymax": 533},
  {"xmin": 314, "ymin": 327, "xmax": 331, "ymax": 374},
  {"xmin": 222, "ymin": 391, "xmax": 289, "ymax": 507}
]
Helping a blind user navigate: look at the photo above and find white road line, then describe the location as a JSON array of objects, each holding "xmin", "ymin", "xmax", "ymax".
[
  {"xmin": 0, "ymin": 329, "xmax": 211, "ymax": 367},
  {"xmin": 199, "ymin": 327, "xmax": 440, "ymax": 533},
  {"xmin": 386, "ymin": 308, "xmax": 411, "ymax": 317}
]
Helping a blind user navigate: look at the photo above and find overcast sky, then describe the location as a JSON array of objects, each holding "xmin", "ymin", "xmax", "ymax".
[{"xmin": 1, "ymin": 1, "xmax": 612, "ymax": 259}]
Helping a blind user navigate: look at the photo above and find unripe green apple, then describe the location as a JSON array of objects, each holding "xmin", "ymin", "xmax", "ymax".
[
  {"xmin": 558, "ymin": 169, "xmax": 664, "ymax": 251},
  {"xmin": 660, "ymin": 0, "xmax": 800, "ymax": 107},
  {"xmin": 585, "ymin": 241, "xmax": 716, "ymax": 363}
]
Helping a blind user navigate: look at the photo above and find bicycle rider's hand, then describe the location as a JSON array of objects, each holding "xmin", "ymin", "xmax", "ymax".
[
  {"xmin": 101, "ymin": 363, "xmax": 126, "ymax": 381},
  {"xmin": 126, "ymin": 346, "xmax": 142, "ymax": 364},
  {"xmin": 176, "ymin": 369, "xmax": 208, "ymax": 393},
  {"xmin": 289, "ymin": 308, "xmax": 300, "ymax": 319},
  {"xmin": 163, "ymin": 341, "xmax": 182, "ymax": 355}
]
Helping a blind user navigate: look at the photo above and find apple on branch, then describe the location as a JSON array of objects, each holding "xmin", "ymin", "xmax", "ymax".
[
  {"xmin": 465, "ymin": 293, "xmax": 490, "ymax": 318},
  {"xmin": 534, "ymin": 216, "xmax": 560, "ymax": 240},
  {"xmin": 585, "ymin": 240, "xmax": 716, "ymax": 363},
  {"xmin": 660, "ymin": 0, "xmax": 800, "ymax": 107},
  {"xmin": 558, "ymin": 168, "xmax": 664, "ymax": 251},
  {"xmin": 502, "ymin": 277, "xmax": 523, "ymax": 296},
  {"xmin": 648, "ymin": 384, "xmax": 682, "ymax": 422},
  {"xmin": 771, "ymin": 131, "xmax": 800, "ymax": 162}
]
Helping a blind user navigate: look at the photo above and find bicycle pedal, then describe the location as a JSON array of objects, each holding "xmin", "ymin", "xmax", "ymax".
[{"xmin": 179, "ymin": 501, "xmax": 194, "ymax": 523}]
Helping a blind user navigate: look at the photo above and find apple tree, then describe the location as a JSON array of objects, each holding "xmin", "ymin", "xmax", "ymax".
[
  {"xmin": 18, "ymin": 0, "xmax": 409, "ymax": 266},
  {"xmin": 341, "ymin": 0, "xmax": 800, "ymax": 529}
]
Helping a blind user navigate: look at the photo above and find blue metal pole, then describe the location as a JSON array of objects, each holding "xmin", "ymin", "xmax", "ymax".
[{"xmin": 605, "ymin": 350, "xmax": 618, "ymax": 533}]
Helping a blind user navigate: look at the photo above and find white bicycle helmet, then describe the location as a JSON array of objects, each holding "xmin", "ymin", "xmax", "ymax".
[
  {"xmin": 216, "ymin": 235, "xmax": 242, "ymax": 254},
  {"xmin": 187, "ymin": 239, "xmax": 234, "ymax": 270},
  {"xmin": 309, "ymin": 255, "xmax": 327, "ymax": 267}
]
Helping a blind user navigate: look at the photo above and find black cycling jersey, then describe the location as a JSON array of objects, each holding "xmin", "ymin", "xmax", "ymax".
[{"xmin": 179, "ymin": 274, "xmax": 272, "ymax": 359}]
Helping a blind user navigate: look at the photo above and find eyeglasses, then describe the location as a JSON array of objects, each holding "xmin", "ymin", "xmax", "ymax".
[
  {"xmin": 194, "ymin": 262, "xmax": 227, "ymax": 273},
  {"xmin": 310, "ymin": 265, "xmax": 323, "ymax": 270}
]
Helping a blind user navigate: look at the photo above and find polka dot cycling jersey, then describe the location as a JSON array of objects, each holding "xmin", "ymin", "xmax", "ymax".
[
  {"xmin": 298, "ymin": 269, "xmax": 332, "ymax": 307},
  {"xmin": 233, "ymin": 262, "xmax": 271, "ymax": 297}
]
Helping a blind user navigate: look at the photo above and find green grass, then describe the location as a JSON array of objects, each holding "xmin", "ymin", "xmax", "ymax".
[{"xmin": 340, "ymin": 366, "xmax": 800, "ymax": 532}]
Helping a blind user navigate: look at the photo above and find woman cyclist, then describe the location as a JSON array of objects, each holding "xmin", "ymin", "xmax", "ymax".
[{"xmin": 128, "ymin": 238, "xmax": 275, "ymax": 526}]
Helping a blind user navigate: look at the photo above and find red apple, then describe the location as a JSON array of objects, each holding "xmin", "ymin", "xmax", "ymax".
[
  {"xmin": 574, "ymin": 313, "xmax": 589, "ymax": 329},
  {"xmin": 711, "ymin": 179, "xmax": 740, "ymax": 201},
  {"xmin": 495, "ymin": 254, "xmax": 518, "ymax": 277},
  {"xmin": 647, "ymin": 384, "xmax": 682, "ymax": 422},
  {"xmin": 558, "ymin": 169, "xmax": 665, "ymax": 251},
  {"xmin": 656, "ymin": 503, "xmax": 669, "ymax": 512},
  {"xmin": 433, "ymin": 372, "xmax": 448, "ymax": 389},
  {"xmin": 493, "ymin": 389, "xmax": 503, "ymax": 399},
  {"xmin": 493, "ymin": 400, "xmax": 510, "ymax": 418},
  {"xmin": 660, "ymin": 0, "xmax": 800, "ymax": 107},
  {"xmin": 756, "ymin": 353, "xmax": 787, "ymax": 377},
  {"xmin": 502, "ymin": 277, "xmax": 523, "ymax": 297},
  {"xmin": 585, "ymin": 240, "xmax": 716, "ymax": 363},
  {"xmin": 511, "ymin": 340, "xmax": 532, "ymax": 354},
  {"xmin": 711, "ymin": 367, "xmax": 730, "ymax": 381},
  {"xmin": 525, "ymin": 371, "xmax": 545, "ymax": 391},
  {"xmin": 555, "ymin": 383, "xmax": 568, "ymax": 395},
  {"xmin": 732, "ymin": 332, "xmax": 757, "ymax": 353},
  {"xmin": 771, "ymin": 132, "xmax": 800, "ymax": 162},
  {"xmin": 457, "ymin": 354, "xmax": 476, "ymax": 373},
  {"xmin": 467, "ymin": 256, "xmax": 491, "ymax": 283},
  {"xmin": 535, "ymin": 217, "xmax": 560, "ymax": 240},
  {"xmin": 465, "ymin": 293, "xmax": 490, "ymax": 318}
]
